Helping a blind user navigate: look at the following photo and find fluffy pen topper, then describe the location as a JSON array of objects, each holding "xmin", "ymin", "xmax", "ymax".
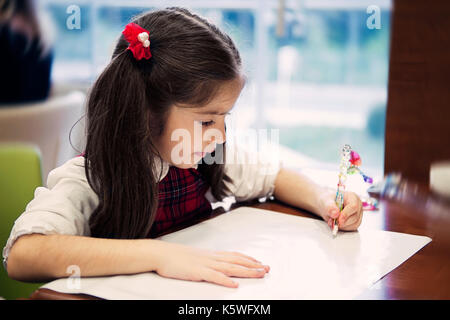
[{"xmin": 122, "ymin": 22, "xmax": 152, "ymax": 60}]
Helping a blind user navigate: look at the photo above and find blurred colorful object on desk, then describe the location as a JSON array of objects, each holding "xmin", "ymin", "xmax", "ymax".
[{"xmin": 362, "ymin": 198, "xmax": 379, "ymax": 211}]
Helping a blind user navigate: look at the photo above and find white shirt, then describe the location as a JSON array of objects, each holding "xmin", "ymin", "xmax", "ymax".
[{"xmin": 2, "ymin": 143, "xmax": 282, "ymax": 268}]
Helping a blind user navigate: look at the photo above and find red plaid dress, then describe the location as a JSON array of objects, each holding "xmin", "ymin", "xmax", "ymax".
[
  {"xmin": 148, "ymin": 165, "xmax": 212, "ymax": 238},
  {"xmin": 77, "ymin": 153, "xmax": 212, "ymax": 238}
]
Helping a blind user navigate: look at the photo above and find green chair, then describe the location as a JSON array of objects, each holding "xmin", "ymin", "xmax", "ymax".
[{"xmin": 0, "ymin": 144, "xmax": 45, "ymax": 299}]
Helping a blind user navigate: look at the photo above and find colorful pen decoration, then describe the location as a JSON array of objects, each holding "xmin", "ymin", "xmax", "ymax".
[
  {"xmin": 347, "ymin": 150, "xmax": 373, "ymax": 184},
  {"xmin": 333, "ymin": 144, "xmax": 375, "ymax": 237}
]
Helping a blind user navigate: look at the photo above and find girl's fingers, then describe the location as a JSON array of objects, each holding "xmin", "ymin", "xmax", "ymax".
[
  {"xmin": 328, "ymin": 218, "xmax": 333, "ymax": 229},
  {"xmin": 216, "ymin": 251, "xmax": 261, "ymax": 264},
  {"xmin": 216, "ymin": 251, "xmax": 262, "ymax": 265},
  {"xmin": 339, "ymin": 203, "xmax": 358, "ymax": 223},
  {"xmin": 202, "ymin": 268, "xmax": 239, "ymax": 288},
  {"xmin": 210, "ymin": 261, "xmax": 267, "ymax": 279},
  {"xmin": 214, "ymin": 252, "xmax": 269, "ymax": 271},
  {"xmin": 332, "ymin": 192, "xmax": 362, "ymax": 231},
  {"xmin": 345, "ymin": 208, "xmax": 364, "ymax": 231},
  {"xmin": 339, "ymin": 194, "xmax": 362, "ymax": 224},
  {"xmin": 339, "ymin": 214, "xmax": 359, "ymax": 230},
  {"xmin": 324, "ymin": 202, "xmax": 339, "ymax": 219}
]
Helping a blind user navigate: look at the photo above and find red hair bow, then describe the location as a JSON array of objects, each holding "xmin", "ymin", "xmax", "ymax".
[{"xmin": 122, "ymin": 22, "xmax": 152, "ymax": 60}]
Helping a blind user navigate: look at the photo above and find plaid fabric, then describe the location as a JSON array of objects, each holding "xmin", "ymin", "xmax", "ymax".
[
  {"xmin": 148, "ymin": 165, "xmax": 212, "ymax": 238},
  {"xmin": 76, "ymin": 154, "xmax": 211, "ymax": 238}
]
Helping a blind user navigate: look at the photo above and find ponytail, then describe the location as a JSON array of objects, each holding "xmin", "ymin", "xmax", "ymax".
[{"xmin": 85, "ymin": 50, "xmax": 163, "ymax": 239}]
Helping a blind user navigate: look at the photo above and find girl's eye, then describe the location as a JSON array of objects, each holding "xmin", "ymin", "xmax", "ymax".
[{"xmin": 201, "ymin": 120, "xmax": 215, "ymax": 127}]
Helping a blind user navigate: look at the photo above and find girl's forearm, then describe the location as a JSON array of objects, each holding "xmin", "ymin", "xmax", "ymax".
[
  {"xmin": 6, "ymin": 233, "xmax": 164, "ymax": 282},
  {"xmin": 273, "ymin": 168, "xmax": 326, "ymax": 217}
]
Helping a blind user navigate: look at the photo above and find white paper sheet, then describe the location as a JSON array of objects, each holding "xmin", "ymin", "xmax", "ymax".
[{"xmin": 41, "ymin": 207, "xmax": 431, "ymax": 299}]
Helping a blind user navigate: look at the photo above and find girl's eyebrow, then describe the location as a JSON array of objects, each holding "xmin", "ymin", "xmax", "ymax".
[
  {"xmin": 193, "ymin": 105, "xmax": 235, "ymax": 115},
  {"xmin": 194, "ymin": 110, "xmax": 232, "ymax": 115}
]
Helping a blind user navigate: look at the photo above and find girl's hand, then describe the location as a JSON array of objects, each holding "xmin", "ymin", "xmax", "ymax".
[
  {"xmin": 317, "ymin": 189, "xmax": 363, "ymax": 232},
  {"xmin": 152, "ymin": 241, "xmax": 270, "ymax": 288}
]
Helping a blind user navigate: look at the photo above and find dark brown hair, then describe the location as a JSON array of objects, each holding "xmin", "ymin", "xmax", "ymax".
[{"xmin": 84, "ymin": 7, "xmax": 242, "ymax": 239}]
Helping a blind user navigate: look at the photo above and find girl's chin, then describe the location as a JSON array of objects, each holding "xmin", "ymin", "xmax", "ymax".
[
  {"xmin": 172, "ymin": 163, "xmax": 198, "ymax": 169},
  {"xmin": 168, "ymin": 154, "xmax": 203, "ymax": 169}
]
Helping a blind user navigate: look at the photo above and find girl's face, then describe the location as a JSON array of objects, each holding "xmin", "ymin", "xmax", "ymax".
[{"xmin": 155, "ymin": 77, "xmax": 245, "ymax": 169}]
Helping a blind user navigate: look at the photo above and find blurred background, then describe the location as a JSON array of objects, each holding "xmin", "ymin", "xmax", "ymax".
[
  {"xmin": 3, "ymin": 0, "xmax": 392, "ymax": 298},
  {"xmin": 33, "ymin": 0, "xmax": 390, "ymax": 181},
  {"xmin": 3, "ymin": 0, "xmax": 450, "ymax": 301},
  {"xmin": 0, "ymin": 1, "xmax": 391, "ymax": 262}
]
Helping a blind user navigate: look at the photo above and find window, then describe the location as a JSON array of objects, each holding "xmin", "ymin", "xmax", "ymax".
[{"xmin": 39, "ymin": 0, "xmax": 390, "ymax": 181}]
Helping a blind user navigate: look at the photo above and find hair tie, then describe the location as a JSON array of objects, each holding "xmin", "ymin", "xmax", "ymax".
[{"xmin": 122, "ymin": 22, "xmax": 152, "ymax": 61}]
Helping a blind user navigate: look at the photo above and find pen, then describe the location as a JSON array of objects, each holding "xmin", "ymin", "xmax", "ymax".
[
  {"xmin": 332, "ymin": 145, "xmax": 373, "ymax": 237},
  {"xmin": 332, "ymin": 144, "xmax": 352, "ymax": 237}
]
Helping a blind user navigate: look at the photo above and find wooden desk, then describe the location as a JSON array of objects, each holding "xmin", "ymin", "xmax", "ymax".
[{"xmin": 29, "ymin": 189, "xmax": 450, "ymax": 300}]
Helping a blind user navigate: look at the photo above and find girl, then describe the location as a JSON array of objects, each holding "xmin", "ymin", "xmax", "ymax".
[{"xmin": 3, "ymin": 7, "xmax": 363, "ymax": 289}]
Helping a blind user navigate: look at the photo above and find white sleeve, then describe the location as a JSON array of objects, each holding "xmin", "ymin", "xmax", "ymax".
[
  {"xmin": 222, "ymin": 143, "xmax": 283, "ymax": 202},
  {"xmin": 2, "ymin": 156, "xmax": 99, "ymax": 269}
]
